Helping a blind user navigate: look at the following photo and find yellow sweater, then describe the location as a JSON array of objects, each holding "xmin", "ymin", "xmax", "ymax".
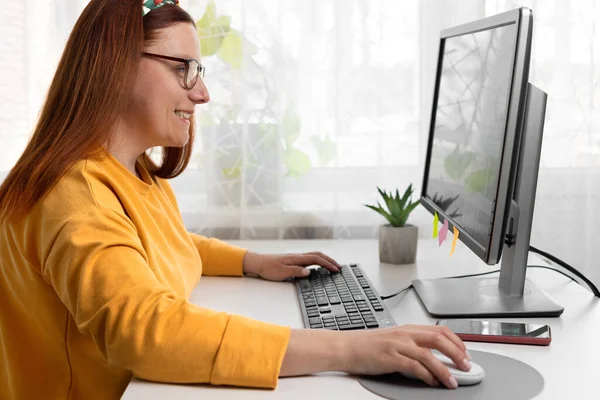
[{"xmin": 0, "ymin": 153, "xmax": 291, "ymax": 400}]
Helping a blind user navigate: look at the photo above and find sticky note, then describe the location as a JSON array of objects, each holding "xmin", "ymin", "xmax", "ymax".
[
  {"xmin": 438, "ymin": 219, "xmax": 448, "ymax": 246},
  {"xmin": 450, "ymin": 226, "xmax": 459, "ymax": 256},
  {"xmin": 433, "ymin": 212, "xmax": 439, "ymax": 238}
]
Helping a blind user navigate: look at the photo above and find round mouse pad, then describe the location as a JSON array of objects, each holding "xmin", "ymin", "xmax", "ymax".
[{"xmin": 357, "ymin": 350, "xmax": 544, "ymax": 400}]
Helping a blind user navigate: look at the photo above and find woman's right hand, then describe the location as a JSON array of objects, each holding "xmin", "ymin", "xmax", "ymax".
[
  {"xmin": 338, "ymin": 324, "xmax": 472, "ymax": 389},
  {"xmin": 280, "ymin": 324, "xmax": 471, "ymax": 389}
]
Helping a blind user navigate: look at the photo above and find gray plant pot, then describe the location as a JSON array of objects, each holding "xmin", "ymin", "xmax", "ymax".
[{"xmin": 378, "ymin": 224, "xmax": 418, "ymax": 265}]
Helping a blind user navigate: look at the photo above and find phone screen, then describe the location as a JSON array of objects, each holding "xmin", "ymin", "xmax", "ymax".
[{"xmin": 439, "ymin": 320, "xmax": 550, "ymax": 338}]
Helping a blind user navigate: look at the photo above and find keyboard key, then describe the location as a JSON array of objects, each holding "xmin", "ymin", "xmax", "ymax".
[
  {"xmin": 339, "ymin": 323, "xmax": 365, "ymax": 330},
  {"xmin": 309, "ymin": 317, "xmax": 322, "ymax": 325},
  {"xmin": 300, "ymin": 281, "xmax": 312, "ymax": 292},
  {"xmin": 316, "ymin": 296, "xmax": 329, "ymax": 306},
  {"xmin": 329, "ymin": 296, "xmax": 341, "ymax": 304},
  {"xmin": 319, "ymin": 308, "xmax": 331, "ymax": 313},
  {"xmin": 366, "ymin": 321, "xmax": 380, "ymax": 328},
  {"xmin": 341, "ymin": 296, "xmax": 354, "ymax": 303}
]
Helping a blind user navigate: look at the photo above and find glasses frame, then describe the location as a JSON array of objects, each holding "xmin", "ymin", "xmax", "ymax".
[{"xmin": 142, "ymin": 52, "xmax": 205, "ymax": 89}]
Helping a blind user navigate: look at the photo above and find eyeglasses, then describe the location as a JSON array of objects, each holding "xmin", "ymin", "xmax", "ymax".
[{"xmin": 142, "ymin": 52, "xmax": 205, "ymax": 90}]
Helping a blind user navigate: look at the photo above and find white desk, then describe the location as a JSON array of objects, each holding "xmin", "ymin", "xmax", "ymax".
[{"xmin": 122, "ymin": 239, "xmax": 600, "ymax": 399}]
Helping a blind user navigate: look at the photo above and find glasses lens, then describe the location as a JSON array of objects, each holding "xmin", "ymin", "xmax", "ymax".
[{"xmin": 186, "ymin": 60, "xmax": 200, "ymax": 89}]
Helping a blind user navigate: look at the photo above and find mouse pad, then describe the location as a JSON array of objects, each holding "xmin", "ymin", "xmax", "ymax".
[{"xmin": 357, "ymin": 350, "xmax": 544, "ymax": 400}]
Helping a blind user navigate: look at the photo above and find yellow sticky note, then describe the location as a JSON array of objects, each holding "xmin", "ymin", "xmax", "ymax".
[
  {"xmin": 450, "ymin": 226, "xmax": 459, "ymax": 256},
  {"xmin": 433, "ymin": 212, "xmax": 439, "ymax": 238}
]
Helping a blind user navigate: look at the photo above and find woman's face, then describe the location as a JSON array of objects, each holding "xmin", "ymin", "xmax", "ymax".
[{"xmin": 123, "ymin": 22, "xmax": 209, "ymax": 150}]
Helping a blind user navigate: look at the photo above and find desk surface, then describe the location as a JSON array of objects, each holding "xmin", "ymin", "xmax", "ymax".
[{"xmin": 122, "ymin": 239, "xmax": 599, "ymax": 399}]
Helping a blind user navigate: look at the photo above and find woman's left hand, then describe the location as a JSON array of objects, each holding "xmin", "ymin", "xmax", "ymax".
[{"xmin": 242, "ymin": 251, "xmax": 342, "ymax": 281}]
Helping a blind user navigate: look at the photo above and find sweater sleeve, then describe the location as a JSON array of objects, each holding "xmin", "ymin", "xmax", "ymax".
[
  {"xmin": 41, "ymin": 209, "xmax": 290, "ymax": 388},
  {"xmin": 189, "ymin": 233, "xmax": 246, "ymax": 277}
]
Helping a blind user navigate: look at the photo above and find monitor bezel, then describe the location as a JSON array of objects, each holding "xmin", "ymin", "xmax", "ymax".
[{"xmin": 420, "ymin": 8, "xmax": 533, "ymax": 264}]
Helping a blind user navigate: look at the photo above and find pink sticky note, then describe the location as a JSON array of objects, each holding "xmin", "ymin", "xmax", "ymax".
[
  {"xmin": 450, "ymin": 226, "xmax": 460, "ymax": 256},
  {"xmin": 438, "ymin": 219, "xmax": 448, "ymax": 246}
]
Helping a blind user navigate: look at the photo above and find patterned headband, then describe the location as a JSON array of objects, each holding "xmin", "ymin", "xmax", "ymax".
[{"xmin": 142, "ymin": 0, "xmax": 180, "ymax": 17}]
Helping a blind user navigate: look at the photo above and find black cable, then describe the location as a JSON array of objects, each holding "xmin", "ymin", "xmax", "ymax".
[
  {"xmin": 381, "ymin": 269, "xmax": 502, "ymax": 300},
  {"xmin": 529, "ymin": 245, "xmax": 600, "ymax": 297},
  {"xmin": 380, "ymin": 284, "xmax": 413, "ymax": 300},
  {"xmin": 380, "ymin": 264, "xmax": 591, "ymax": 301},
  {"xmin": 527, "ymin": 265, "xmax": 579, "ymax": 284},
  {"xmin": 443, "ymin": 265, "xmax": 580, "ymax": 284},
  {"xmin": 442, "ymin": 269, "xmax": 501, "ymax": 280}
]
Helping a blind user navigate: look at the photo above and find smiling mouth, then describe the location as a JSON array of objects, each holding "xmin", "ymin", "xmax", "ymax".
[
  {"xmin": 174, "ymin": 110, "xmax": 191, "ymax": 120},
  {"xmin": 174, "ymin": 110, "xmax": 192, "ymax": 125}
]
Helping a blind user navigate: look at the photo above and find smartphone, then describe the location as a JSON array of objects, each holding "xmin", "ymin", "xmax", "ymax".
[{"xmin": 437, "ymin": 319, "xmax": 552, "ymax": 346}]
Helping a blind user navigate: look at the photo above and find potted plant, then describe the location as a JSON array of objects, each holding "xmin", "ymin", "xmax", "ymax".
[{"xmin": 365, "ymin": 185, "xmax": 420, "ymax": 264}]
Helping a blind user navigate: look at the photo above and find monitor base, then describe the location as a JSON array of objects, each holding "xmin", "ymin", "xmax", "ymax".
[{"xmin": 412, "ymin": 277, "xmax": 564, "ymax": 318}]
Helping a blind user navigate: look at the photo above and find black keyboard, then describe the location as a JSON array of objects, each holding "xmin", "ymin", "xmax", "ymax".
[{"xmin": 296, "ymin": 264, "xmax": 396, "ymax": 330}]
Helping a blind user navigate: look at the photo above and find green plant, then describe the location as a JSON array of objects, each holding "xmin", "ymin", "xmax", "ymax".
[
  {"xmin": 195, "ymin": 1, "xmax": 335, "ymax": 178},
  {"xmin": 196, "ymin": 1, "xmax": 250, "ymax": 68},
  {"xmin": 364, "ymin": 185, "xmax": 420, "ymax": 227}
]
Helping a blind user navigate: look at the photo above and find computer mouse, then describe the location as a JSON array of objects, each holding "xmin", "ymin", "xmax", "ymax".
[{"xmin": 400, "ymin": 352, "xmax": 485, "ymax": 386}]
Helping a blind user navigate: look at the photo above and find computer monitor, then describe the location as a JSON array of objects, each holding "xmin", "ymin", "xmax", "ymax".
[{"xmin": 416, "ymin": 8, "xmax": 564, "ymax": 318}]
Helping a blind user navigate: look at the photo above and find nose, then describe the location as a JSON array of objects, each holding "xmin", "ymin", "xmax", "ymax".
[{"xmin": 189, "ymin": 77, "xmax": 210, "ymax": 104}]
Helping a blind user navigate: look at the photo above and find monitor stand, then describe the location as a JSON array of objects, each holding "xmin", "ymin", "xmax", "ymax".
[
  {"xmin": 414, "ymin": 84, "xmax": 564, "ymax": 318},
  {"xmin": 412, "ymin": 277, "xmax": 563, "ymax": 318}
]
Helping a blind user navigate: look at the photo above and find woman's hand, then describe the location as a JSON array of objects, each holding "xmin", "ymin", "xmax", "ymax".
[
  {"xmin": 242, "ymin": 251, "xmax": 342, "ymax": 281},
  {"xmin": 280, "ymin": 324, "xmax": 471, "ymax": 390},
  {"xmin": 339, "ymin": 324, "xmax": 472, "ymax": 388}
]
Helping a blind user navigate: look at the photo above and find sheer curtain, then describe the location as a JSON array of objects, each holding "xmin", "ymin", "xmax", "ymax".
[{"xmin": 1, "ymin": 0, "xmax": 598, "ymax": 286}]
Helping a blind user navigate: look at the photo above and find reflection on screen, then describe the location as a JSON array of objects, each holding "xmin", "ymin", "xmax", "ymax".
[
  {"xmin": 426, "ymin": 24, "xmax": 517, "ymax": 247},
  {"xmin": 452, "ymin": 320, "xmax": 548, "ymax": 338}
]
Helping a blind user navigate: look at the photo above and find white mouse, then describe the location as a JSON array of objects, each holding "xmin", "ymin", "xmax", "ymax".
[{"xmin": 401, "ymin": 352, "xmax": 485, "ymax": 386}]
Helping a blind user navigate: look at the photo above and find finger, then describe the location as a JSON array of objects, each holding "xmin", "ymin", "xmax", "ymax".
[
  {"xmin": 400, "ymin": 344, "xmax": 457, "ymax": 389},
  {"xmin": 435, "ymin": 325, "xmax": 469, "ymax": 359},
  {"xmin": 285, "ymin": 254, "xmax": 339, "ymax": 272},
  {"xmin": 290, "ymin": 266, "xmax": 311, "ymax": 278},
  {"xmin": 412, "ymin": 325, "xmax": 469, "ymax": 360},
  {"xmin": 304, "ymin": 251, "xmax": 343, "ymax": 269},
  {"xmin": 394, "ymin": 352, "xmax": 440, "ymax": 387},
  {"xmin": 414, "ymin": 331, "xmax": 471, "ymax": 373}
]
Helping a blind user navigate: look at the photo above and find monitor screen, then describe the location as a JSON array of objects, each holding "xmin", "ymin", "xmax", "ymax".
[{"xmin": 424, "ymin": 23, "xmax": 518, "ymax": 249}]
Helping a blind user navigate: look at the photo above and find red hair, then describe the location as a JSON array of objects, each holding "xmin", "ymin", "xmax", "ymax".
[{"xmin": 0, "ymin": 0, "xmax": 196, "ymax": 223}]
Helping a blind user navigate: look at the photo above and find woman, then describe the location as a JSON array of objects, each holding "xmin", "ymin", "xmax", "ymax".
[{"xmin": 0, "ymin": 1, "xmax": 471, "ymax": 399}]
